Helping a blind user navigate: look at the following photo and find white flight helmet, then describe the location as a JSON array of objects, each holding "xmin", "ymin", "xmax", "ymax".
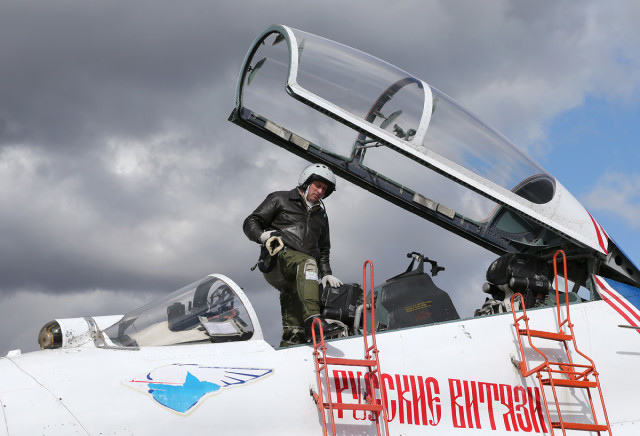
[{"xmin": 298, "ymin": 163, "xmax": 336, "ymax": 198}]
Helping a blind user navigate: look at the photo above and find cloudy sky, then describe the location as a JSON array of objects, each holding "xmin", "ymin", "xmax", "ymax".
[{"xmin": 1, "ymin": 1, "xmax": 639, "ymax": 354}]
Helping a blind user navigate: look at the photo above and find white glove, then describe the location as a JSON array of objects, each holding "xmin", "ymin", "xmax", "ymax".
[
  {"xmin": 321, "ymin": 275, "xmax": 343, "ymax": 288},
  {"xmin": 259, "ymin": 231, "xmax": 276, "ymax": 244}
]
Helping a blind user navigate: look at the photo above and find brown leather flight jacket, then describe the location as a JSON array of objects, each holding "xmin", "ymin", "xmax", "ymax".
[{"xmin": 243, "ymin": 188, "xmax": 332, "ymax": 276}]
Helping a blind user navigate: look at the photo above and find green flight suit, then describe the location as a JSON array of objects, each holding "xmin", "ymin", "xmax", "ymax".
[{"xmin": 263, "ymin": 248, "xmax": 322, "ymax": 347}]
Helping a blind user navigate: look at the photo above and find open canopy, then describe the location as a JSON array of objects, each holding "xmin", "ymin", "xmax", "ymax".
[{"xmin": 230, "ymin": 24, "xmax": 639, "ymax": 287}]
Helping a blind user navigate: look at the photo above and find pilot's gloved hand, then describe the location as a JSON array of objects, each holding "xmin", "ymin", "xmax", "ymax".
[
  {"xmin": 265, "ymin": 235, "xmax": 284, "ymax": 256},
  {"xmin": 260, "ymin": 231, "xmax": 284, "ymax": 256},
  {"xmin": 259, "ymin": 230, "xmax": 276, "ymax": 244},
  {"xmin": 321, "ymin": 275, "xmax": 343, "ymax": 288}
]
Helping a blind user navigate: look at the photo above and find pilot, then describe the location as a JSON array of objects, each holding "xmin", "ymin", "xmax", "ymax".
[{"xmin": 243, "ymin": 163, "xmax": 344, "ymax": 347}]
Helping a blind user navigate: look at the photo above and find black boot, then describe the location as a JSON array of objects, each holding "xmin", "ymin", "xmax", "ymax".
[{"xmin": 305, "ymin": 315, "xmax": 342, "ymax": 341}]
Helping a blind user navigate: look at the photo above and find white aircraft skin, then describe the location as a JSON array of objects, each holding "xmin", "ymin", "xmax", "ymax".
[
  {"xmin": 1, "ymin": 292, "xmax": 637, "ymax": 435},
  {"xmin": 2, "ymin": 25, "xmax": 640, "ymax": 435}
]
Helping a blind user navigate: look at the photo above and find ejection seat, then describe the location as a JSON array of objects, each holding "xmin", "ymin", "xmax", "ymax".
[
  {"xmin": 475, "ymin": 253, "xmax": 552, "ymax": 316},
  {"xmin": 380, "ymin": 252, "xmax": 459, "ymax": 330},
  {"xmin": 319, "ymin": 252, "xmax": 460, "ymax": 335}
]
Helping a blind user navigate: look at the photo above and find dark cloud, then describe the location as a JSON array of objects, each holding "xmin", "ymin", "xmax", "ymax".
[{"xmin": 0, "ymin": 1, "xmax": 252, "ymax": 149}]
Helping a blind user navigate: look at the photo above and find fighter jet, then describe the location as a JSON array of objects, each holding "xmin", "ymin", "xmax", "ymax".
[{"xmin": 1, "ymin": 24, "xmax": 637, "ymax": 435}]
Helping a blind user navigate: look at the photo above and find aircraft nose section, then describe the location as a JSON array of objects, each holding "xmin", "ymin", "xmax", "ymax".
[{"xmin": 0, "ymin": 356, "xmax": 84, "ymax": 434}]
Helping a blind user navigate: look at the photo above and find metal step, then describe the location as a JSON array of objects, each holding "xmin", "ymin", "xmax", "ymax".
[
  {"xmin": 321, "ymin": 402, "xmax": 384, "ymax": 412},
  {"xmin": 321, "ymin": 357, "xmax": 377, "ymax": 367},
  {"xmin": 551, "ymin": 421, "xmax": 609, "ymax": 431},
  {"xmin": 518, "ymin": 328, "xmax": 572, "ymax": 341},
  {"xmin": 542, "ymin": 378, "xmax": 597, "ymax": 388}
]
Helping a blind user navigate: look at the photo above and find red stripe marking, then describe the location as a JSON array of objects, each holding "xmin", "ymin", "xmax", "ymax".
[
  {"xmin": 595, "ymin": 277, "xmax": 640, "ymax": 334},
  {"xmin": 595, "ymin": 276, "xmax": 640, "ymax": 322},
  {"xmin": 600, "ymin": 288, "xmax": 640, "ymax": 324},
  {"xmin": 587, "ymin": 212, "xmax": 608, "ymax": 254}
]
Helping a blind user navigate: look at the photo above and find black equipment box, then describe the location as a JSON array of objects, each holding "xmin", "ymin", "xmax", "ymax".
[
  {"xmin": 321, "ymin": 283, "xmax": 363, "ymax": 324},
  {"xmin": 486, "ymin": 252, "xmax": 549, "ymax": 286},
  {"xmin": 484, "ymin": 252, "xmax": 552, "ymax": 308}
]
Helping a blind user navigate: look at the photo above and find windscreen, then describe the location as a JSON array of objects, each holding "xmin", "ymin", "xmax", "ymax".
[{"xmin": 103, "ymin": 276, "xmax": 254, "ymax": 347}]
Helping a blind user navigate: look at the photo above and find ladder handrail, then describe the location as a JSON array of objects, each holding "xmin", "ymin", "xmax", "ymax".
[
  {"xmin": 362, "ymin": 260, "xmax": 390, "ymax": 431},
  {"xmin": 311, "ymin": 318, "xmax": 334, "ymax": 436},
  {"xmin": 553, "ymin": 250, "xmax": 597, "ymax": 373},
  {"xmin": 553, "ymin": 250, "xmax": 568, "ymax": 332},
  {"xmin": 311, "ymin": 260, "xmax": 390, "ymax": 436},
  {"xmin": 362, "ymin": 260, "xmax": 377, "ymax": 359},
  {"xmin": 511, "ymin": 293, "xmax": 551, "ymax": 377},
  {"xmin": 511, "ymin": 249, "xmax": 612, "ymax": 435}
]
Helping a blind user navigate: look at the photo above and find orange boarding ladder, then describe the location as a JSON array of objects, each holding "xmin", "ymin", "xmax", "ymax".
[
  {"xmin": 311, "ymin": 260, "xmax": 390, "ymax": 436},
  {"xmin": 511, "ymin": 250, "xmax": 612, "ymax": 435}
]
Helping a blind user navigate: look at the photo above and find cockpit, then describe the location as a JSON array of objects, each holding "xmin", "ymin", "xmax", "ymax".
[
  {"xmin": 38, "ymin": 274, "xmax": 262, "ymax": 350},
  {"xmin": 230, "ymin": 24, "xmax": 640, "ymax": 286},
  {"xmin": 102, "ymin": 274, "xmax": 258, "ymax": 348},
  {"xmin": 35, "ymin": 250, "xmax": 595, "ymax": 351}
]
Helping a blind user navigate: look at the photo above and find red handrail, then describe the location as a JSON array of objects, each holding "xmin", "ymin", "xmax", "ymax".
[
  {"xmin": 311, "ymin": 260, "xmax": 389, "ymax": 436},
  {"xmin": 511, "ymin": 249, "xmax": 612, "ymax": 435}
]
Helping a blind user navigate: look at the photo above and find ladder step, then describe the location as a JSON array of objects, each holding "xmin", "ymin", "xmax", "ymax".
[
  {"xmin": 322, "ymin": 357, "xmax": 377, "ymax": 367},
  {"xmin": 323, "ymin": 402, "xmax": 384, "ymax": 412},
  {"xmin": 519, "ymin": 329, "xmax": 573, "ymax": 341},
  {"xmin": 551, "ymin": 421, "xmax": 609, "ymax": 431},
  {"xmin": 542, "ymin": 378, "xmax": 597, "ymax": 388}
]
